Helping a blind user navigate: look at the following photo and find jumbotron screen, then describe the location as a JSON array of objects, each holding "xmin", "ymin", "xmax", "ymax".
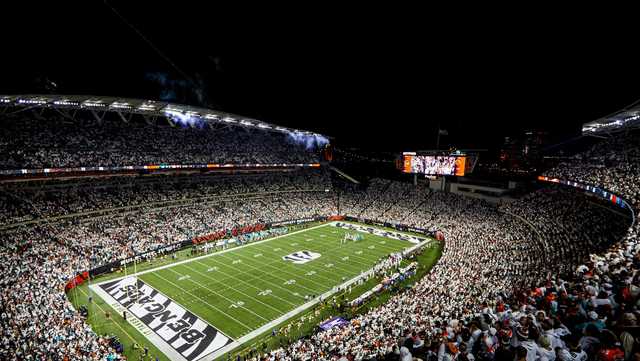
[{"xmin": 402, "ymin": 154, "xmax": 466, "ymax": 176}]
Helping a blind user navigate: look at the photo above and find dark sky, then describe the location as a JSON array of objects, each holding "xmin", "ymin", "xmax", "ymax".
[{"xmin": 2, "ymin": 3, "xmax": 639, "ymax": 154}]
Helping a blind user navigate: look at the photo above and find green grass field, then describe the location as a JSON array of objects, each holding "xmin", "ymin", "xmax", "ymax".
[{"xmin": 72, "ymin": 222, "xmax": 436, "ymax": 361}]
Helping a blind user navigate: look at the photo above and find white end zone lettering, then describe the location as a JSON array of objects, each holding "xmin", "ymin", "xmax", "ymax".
[
  {"xmin": 331, "ymin": 221, "xmax": 427, "ymax": 244},
  {"xmin": 91, "ymin": 277, "xmax": 233, "ymax": 361}
]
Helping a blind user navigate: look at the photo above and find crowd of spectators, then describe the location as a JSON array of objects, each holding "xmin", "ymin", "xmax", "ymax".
[
  {"xmin": 0, "ymin": 170, "xmax": 334, "ymax": 360},
  {"xmin": 0, "ymin": 170, "xmax": 331, "ymax": 227},
  {"xmin": 0, "ymin": 115, "xmax": 321, "ymax": 170},
  {"xmin": 1, "ymin": 130, "xmax": 638, "ymax": 361},
  {"xmin": 253, "ymin": 172, "xmax": 636, "ymax": 360}
]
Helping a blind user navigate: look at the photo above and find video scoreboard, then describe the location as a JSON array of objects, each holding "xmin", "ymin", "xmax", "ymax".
[{"xmin": 402, "ymin": 153, "xmax": 467, "ymax": 176}]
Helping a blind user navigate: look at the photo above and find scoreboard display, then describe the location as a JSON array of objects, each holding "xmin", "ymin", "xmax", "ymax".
[{"xmin": 402, "ymin": 153, "xmax": 466, "ymax": 176}]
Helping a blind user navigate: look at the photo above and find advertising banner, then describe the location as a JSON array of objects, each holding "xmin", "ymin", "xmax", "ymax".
[{"xmin": 319, "ymin": 317, "xmax": 349, "ymax": 331}]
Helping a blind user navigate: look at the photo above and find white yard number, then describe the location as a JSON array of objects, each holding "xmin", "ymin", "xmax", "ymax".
[
  {"xmin": 258, "ymin": 289, "xmax": 272, "ymax": 296},
  {"xmin": 178, "ymin": 275, "xmax": 191, "ymax": 281},
  {"xmin": 325, "ymin": 263, "xmax": 334, "ymax": 268},
  {"xmin": 291, "ymin": 243, "xmax": 299, "ymax": 246},
  {"xmin": 305, "ymin": 270, "xmax": 316, "ymax": 276},
  {"xmin": 273, "ymin": 248, "xmax": 282, "ymax": 252},
  {"xmin": 379, "ymin": 241, "xmax": 386, "ymax": 244},
  {"xmin": 368, "ymin": 245, "xmax": 375, "ymax": 249},
  {"xmin": 232, "ymin": 259, "xmax": 242, "ymax": 264},
  {"xmin": 341, "ymin": 256, "xmax": 349, "ymax": 261},
  {"xmin": 355, "ymin": 250, "xmax": 363, "ymax": 255},
  {"xmin": 284, "ymin": 279, "xmax": 296, "ymax": 285},
  {"xmin": 207, "ymin": 267, "xmax": 218, "ymax": 272},
  {"xmin": 229, "ymin": 301, "xmax": 245, "ymax": 309},
  {"xmin": 254, "ymin": 253, "xmax": 263, "ymax": 258}
]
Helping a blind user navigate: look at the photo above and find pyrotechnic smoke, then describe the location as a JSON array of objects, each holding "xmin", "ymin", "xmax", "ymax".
[
  {"xmin": 163, "ymin": 110, "xmax": 203, "ymax": 128},
  {"xmin": 287, "ymin": 131, "xmax": 329, "ymax": 150}
]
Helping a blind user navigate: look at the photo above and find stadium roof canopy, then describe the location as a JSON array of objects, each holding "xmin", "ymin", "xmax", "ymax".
[
  {"xmin": 0, "ymin": 94, "xmax": 327, "ymax": 138},
  {"xmin": 582, "ymin": 98, "xmax": 640, "ymax": 136}
]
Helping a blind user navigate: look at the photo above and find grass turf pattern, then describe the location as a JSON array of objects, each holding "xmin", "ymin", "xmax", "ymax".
[
  {"xmin": 137, "ymin": 224, "xmax": 411, "ymax": 340},
  {"xmin": 71, "ymin": 222, "xmax": 434, "ymax": 360}
]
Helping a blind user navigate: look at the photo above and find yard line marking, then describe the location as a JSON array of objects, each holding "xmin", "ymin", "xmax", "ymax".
[
  {"xmin": 202, "ymin": 256, "xmax": 309, "ymax": 300},
  {"xmin": 301, "ymin": 229, "xmax": 398, "ymax": 265},
  {"xmin": 87, "ymin": 220, "xmax": 431, "ymax": 361},
  {"xmin": 218, "ymin": 252, "xmax": 326, "ymax": 293},
  {"xmin": 165, "ymin": 267, "xmax": 271, "ymax": 323},
  {"xmin": 272, "ymin": 230, "xmax": 388, "ymax": 267},
  {"xmin": 94, "ymin": 222, "xmax": 333, "ymax": 285},
  {"xmin": 150, "ymin": 270, "xmax": 254, "ymax": 331},
  {"xmin": 191, "ymin": 230, "xmax": 410, "ymax": 300},
  {"xmin": 201, "ymin": 238, "xmax": 436, "ymax": 361},
  {"xmin": 192, "ymin": 259, "xmax": 299, "ymax": 305},
  {"xmin": 249, "ymin": 231, "xmax": 372, "ymax": 273},
  {"xmin": 258, "ymin": 238, "xmax": 370, "ymax": 275},
  {"xmin": 229, "ymin": 301, "xmax": 245, "ymax": 309},
  {"xmin": 231, "ymin": 245, "xmax": 351, "ymax": 285},
  {"xmin": 306, "ymin": 227, "xmax": 406, "ymax": 253},
  {"xmin": 183, "ymin": 262, "xmax": 290, "ymax": 313}
]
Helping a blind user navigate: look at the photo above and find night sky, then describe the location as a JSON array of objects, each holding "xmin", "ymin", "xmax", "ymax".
[{"xmin": 2, "ymin": 3, "xmax": 639, "ymax": 154}]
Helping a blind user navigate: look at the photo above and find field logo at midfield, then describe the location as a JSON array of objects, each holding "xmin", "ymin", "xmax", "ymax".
[{"xmin": 282, "ymin": 250, "xmax": 321, "ymax": 264}]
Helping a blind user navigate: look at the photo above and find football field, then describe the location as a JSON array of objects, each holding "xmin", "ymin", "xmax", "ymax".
[{"xmin": 90, "ymin": 222, "xmax": 430, "ymax": 361}]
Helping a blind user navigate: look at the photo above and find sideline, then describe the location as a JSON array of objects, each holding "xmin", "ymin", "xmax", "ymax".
[
  {"xmin": 89, "ymin": 221, "xmax": 432, "ymax": 361},
  {"xmin": 202, "ymin": 237, "xmax": 434, "ymax": 361}
]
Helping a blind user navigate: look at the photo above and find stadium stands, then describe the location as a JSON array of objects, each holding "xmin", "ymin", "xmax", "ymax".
[
  {"xmin": 0, "ymin": 114, "xmax": 321, "ymax": 170},
  {"xmin": 1, "ymin": 113, "xmax": 638, "ymax": 361}
]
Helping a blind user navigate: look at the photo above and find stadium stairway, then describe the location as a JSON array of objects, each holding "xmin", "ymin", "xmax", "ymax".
[{"xmin": 329, "ymin": 165, "xmax": 360, "ymax": 185}]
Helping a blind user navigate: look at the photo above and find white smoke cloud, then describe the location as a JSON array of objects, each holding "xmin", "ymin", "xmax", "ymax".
[
  {"xmin": 164, "ymin": 109, "xmax": 203, "ymax": 127},
  {"xmin": 287, "ymin": 131, "xmax": 329, "ymax": 150}
]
